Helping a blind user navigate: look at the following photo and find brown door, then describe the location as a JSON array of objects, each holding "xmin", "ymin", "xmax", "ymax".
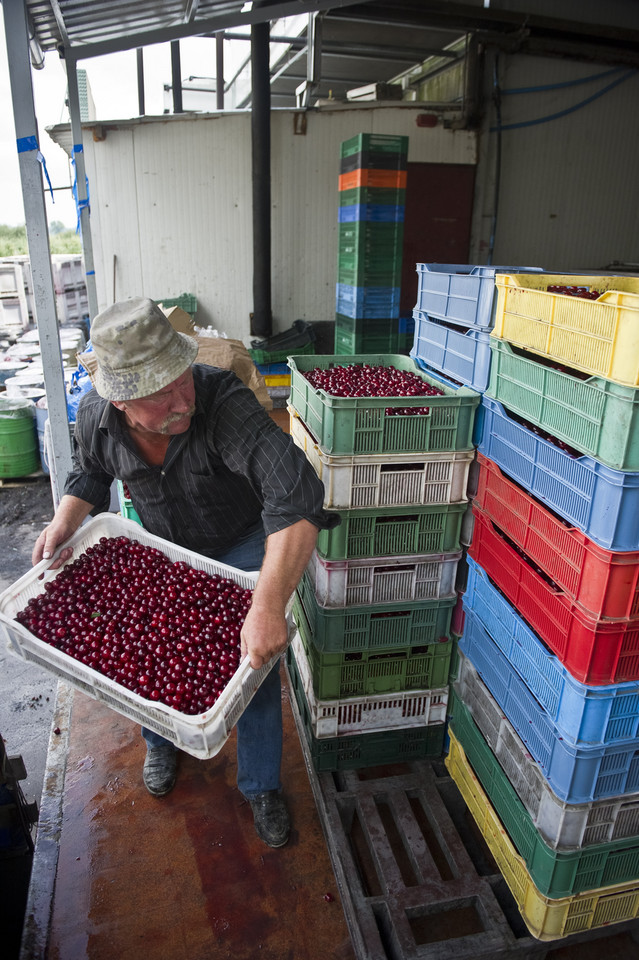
[{"xmin": 400, "ymin": 162, "xmax": 476, "ymax": 317}]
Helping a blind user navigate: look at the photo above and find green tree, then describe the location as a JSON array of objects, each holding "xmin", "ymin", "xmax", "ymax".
[{"xmin": 0, "ymin": 222, "xmax": 82, "ymax": 256}]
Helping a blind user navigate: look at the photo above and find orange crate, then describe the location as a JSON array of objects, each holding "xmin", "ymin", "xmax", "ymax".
[{"xmin": 339, "ymin": 168, "xmax": 407, "ymax": 191}]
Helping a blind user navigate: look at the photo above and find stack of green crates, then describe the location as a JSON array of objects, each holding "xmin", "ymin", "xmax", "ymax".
[
  {"xmin": 335, "ymin": 134, "xmax": 411, "ymax": 355},
  {"xmin": 286, "ymin": 353, "xmax": 481, "ymax": 772}
]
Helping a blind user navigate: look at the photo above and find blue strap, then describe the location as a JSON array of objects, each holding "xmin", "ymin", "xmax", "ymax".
[
  {"xmin": 71, "ymin": 144, "xmax": 90, "ymax": 234},
  {"xmin": 16, "ymin": 135, "xmax": 54, "ymax": 201}
]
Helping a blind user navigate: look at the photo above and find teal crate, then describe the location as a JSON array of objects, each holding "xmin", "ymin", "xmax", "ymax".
[
  {"xmin": 487, "ymin": 338, "xmax": 639, "ymax": 471},
  {"xmin": 340, "ymin": 133, "xmax": 409, "ymax": 158},
  {"xmin": 295, "ymin": 569, "xmax": 455, "ymax": 652},
  {"xmin": 316, "ymin": 501, "xmax": 466, "ymax": 560},
  {"xmin": 116, "ymin": 480, "xmax": 142, "ymax": 527},
  {"xmin": 338, "ymin": 221, "xmax": 404, "ymax": 260},
  {"xmin": 288, "ymin": 354, "xmax": 480, "ymax": 456},
  {"xmin": 294, "ymin": 585, "xmax": 452, "ymax": 699},
  {"xmin": 448, "ymin": 689, "xmax": 639, "ymax": 899}
]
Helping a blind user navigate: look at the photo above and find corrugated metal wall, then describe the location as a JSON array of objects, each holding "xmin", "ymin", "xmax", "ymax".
[
  {"xmin": 85, "ymin": 106, "xmax": 475, "ymax": 340},
  {"xmin": 470, "ymin": 53, "xmax": 639, "ymax": 270}
]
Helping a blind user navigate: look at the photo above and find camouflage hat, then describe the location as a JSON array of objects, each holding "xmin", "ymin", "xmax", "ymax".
[{"xmin": 90, "ymin": 297, "xmax": 199, "ymax": 401}]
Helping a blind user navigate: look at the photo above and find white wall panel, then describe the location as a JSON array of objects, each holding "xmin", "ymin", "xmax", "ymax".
[
  {"xmin": 470, "ymin": 54, "xmax": 639, "ymax": 270},
  {"xmin": 80, "ymin": 106, "xmax": 475, "ymax": 342}
]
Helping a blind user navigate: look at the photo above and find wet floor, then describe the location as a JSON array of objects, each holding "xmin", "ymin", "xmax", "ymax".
[{"xmin": 45, "ymin": 677, "xmax": 355, "ymax": 960}]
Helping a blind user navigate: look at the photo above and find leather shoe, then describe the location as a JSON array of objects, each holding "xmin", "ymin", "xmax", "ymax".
[
  {"xmin": 248, "ymin": 790, "xmax": 290, "ymax": 847},
  {"xmin": 143, "ymin": 745, "xmax": 177, "ymax": 797}
]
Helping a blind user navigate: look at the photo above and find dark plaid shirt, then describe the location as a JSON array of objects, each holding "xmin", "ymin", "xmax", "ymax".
[{"xmin": 65, "ymin": 364, "xmax": 338, "ymax": 557}]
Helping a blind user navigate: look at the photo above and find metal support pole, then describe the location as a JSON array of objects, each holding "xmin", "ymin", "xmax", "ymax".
[
  {"xmin": 64, "ymin": 55, "xmax": 99, "ymax": 323},
  {"xmin": 137, "ymin": 47, "xmax": 145, "ymax": 116},
  {"xmin": 2, "ymin": 0, "xmax": 72, "ymax": 503},
  {"xmin": 171, "ymin": 40, "xmax": 183, "ymax": 113},
  {"xmin": 250, "ymin": 21, "xmax": 272, "ymax": 338},
  {"xmin": 216, "ymin": 32, "xmax": 224, "ymax": 110}
]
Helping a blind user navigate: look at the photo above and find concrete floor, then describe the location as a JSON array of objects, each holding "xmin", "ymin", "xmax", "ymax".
[{"xmin": 37, "ymin": 678, "xmax": 355, "ymax": 960}]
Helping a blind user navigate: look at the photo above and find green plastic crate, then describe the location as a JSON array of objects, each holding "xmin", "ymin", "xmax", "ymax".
[
  {"xmin": 316, "ymin": 501, "xmax": 466, "ymax": 560},
  {"xmin": 288, "ymin": 354, "xmax": 480, "ymax": 456},
  {"xmin": 339, "ymin": 186, "xmax": 406, "ymax": 207},
  {"xmin": 333, "ymin": 315, "xmax": 411, "ymax": 355},
  {"xmin": 294, "ymin": 588, "xmax": 452, "ymax": 699},
  {"xmin": 158, "ymin": 293, "xmax": 197, "ymax": 317},
  {"xmin": 448, "ymin": 689, "xmax": 639, "ymax": 899},
  {"xmin": 487, "ymin": 338, "xmax": 639, "ymax": 471},
  {"xmin": 286, "ymin": 646, "xmax": 445, "ymax": 772},
  {"xmin": 249, "ymin": 341, "xmax": 315, "ymax": 365},
  {"xmin": 337, "ymin": 260, "xmax": 403, "ymax": 288},
  {"xmin": 295, "ymin": 570, "xmax": 455, "ymax": 652},
  {"xmin": 340, "ymin": 133, "xmax": 409, "ymax": 158},
  {"xmin": 338, "ymin": 221, "xmax": 404, "ymax": 261}
]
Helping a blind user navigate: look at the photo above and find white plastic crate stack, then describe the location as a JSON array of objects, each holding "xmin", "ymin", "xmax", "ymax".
[
  {"xmin": 51, "ymin": 255, "xmax": 89, "ymax": 328},
  {"xmin": 0, "ymin": 259, "xmax": 30, "ymax": 340}
]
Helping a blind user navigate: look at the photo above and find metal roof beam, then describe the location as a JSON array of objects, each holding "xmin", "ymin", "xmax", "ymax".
[{"xmin": 58, "ymin": 0, "xmax": 368, "ymax": 61}]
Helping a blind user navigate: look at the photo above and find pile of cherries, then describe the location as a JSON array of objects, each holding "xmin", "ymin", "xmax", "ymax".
[
  {"xmin": 303, "ymin": 362, "xmax": 444, "ymax": 415},
  {"xmin": 546, "ymin": 285, "xmax": 602, "ymax": 300},
  {"xmin": 16, "ymin": 536, "xmax": 253, "ymax": 715}
]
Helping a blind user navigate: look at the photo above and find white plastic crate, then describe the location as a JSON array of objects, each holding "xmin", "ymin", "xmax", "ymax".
[
  {"xmin": 289, "ymin": 408, "xmax": 473, "ymax": 509},
  {"xmin": 56, "ymin": 287, "xmax": 88, "ymax": 323},
  {"xmin": 0, "ymin": 513, "xmax": 285, "ymax": 760},
  {"xmin": 454, "ymin": 651, "xmax": 639, "ymax": 850},
  {"xmin": 289, "ymin": 630, "xmax": 448, "ymax": 738},
  {"xmin": 306, "ymin": 546, "xmax": 461, "ymax": 607},
  {"xmin": 51, "ymin": 255, "xmax": 85, "ymax": 293}
]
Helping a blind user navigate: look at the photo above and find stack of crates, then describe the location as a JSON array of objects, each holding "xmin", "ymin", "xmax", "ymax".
[
  {"xmin": 445, "ymin": 270, "xmax": 639, "ymax": 941},
  {"xmin": 51, "ymin": 255, "xmax": 89, "ymax": 329},
  {"xmin": 286, "ymin": 351, "xmax": 480, "ymax": 773},
  {"xmin": 335, "ymin": 134, "xmax": 412, "ymax": 356},
  {"xmin": 0, "ymin": 258, "xmax": 30, "ymax": 339},
  {"xmin": 409, "ymin": 262, "xmax": 543, "ymax": 392}
]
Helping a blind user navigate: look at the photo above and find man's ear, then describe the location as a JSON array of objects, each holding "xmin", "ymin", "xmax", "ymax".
[{"xmin": 111, "ymin": 400, "xmax": 126, "ymax": 412}]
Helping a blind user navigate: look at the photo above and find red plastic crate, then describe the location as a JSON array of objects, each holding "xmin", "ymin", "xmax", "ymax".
[
  {"xmin": 468, "ymin": 504, "xmax": 639, "ymax": 685},
  {"xmin": 475, "ymin": 453, "xmax": 639, "ymax": 621},
  {"xmin": 338, "ymin": 168, "xmax": 408, "ymax": 191}
]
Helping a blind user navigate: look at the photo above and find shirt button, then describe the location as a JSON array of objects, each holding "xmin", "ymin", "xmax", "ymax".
[{"xmin": 161, "ymin": 470, "xmax": 166, "ymax": 476}]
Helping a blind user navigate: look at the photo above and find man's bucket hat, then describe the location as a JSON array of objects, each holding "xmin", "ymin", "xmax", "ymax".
[{"xmin": 90, "ymin": 297, "xmax": 199, "ymax": 401}]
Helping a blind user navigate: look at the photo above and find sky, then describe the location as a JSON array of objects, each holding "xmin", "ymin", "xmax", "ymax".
[{"xmin": 0, "ymin": 21, "xmax": 250, "ymax": 230}]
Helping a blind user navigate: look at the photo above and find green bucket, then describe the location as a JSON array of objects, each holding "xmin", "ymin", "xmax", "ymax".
[{"xmin": 0, "ymin": 396, "xmax": 40, "ymax": 479}]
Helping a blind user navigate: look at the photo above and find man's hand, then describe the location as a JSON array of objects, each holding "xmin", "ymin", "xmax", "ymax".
[
  {"xmin": 240, "ymin": 602, "xmax": 289, "ymax": 670},
  {"xmin": 238, "ymin": 518, "xmax": 319, "ymax": 670},
  {"xmin": 32, "ymin": 494, "xmax": 95, "ymax": 572}
]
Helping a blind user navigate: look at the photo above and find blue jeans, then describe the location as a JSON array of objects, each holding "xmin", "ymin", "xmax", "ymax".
[{"xmin": 142, "ymin": 522, "xmax": 283, "ymax": 798}]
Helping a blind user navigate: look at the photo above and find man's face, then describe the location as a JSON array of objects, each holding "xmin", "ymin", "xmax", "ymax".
[{"xmin": 113, "ymin": 368, "xmax": 196, "ymax": 436}]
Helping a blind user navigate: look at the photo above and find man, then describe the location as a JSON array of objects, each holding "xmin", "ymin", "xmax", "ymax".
[{"xmin": 32, "ymin": 297, "xmax": 337, "ymax": 848}]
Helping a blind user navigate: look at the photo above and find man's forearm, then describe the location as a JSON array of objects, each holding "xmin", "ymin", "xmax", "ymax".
[{"xmin": 252, "ymin": 518, "xmax": 318, "ymax": 615}]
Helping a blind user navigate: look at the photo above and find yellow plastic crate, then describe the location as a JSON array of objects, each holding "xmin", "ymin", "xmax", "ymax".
[
  {"xmin": 445, "ymin": 729, "xmax": 639, "ymax": 941},
  {"xmin": 264, "ymin": 374, "xmax": 290, "ymax": 387},
  {"xmin": 493, "ymin": 273, "xmax": 639, "ymax": 387}
]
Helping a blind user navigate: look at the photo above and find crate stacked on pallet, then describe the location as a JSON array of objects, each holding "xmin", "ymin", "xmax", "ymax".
[
  {"xmin": 285, "ymin": 351, "xmax": 480, "ymax": 773},
  {"xmin": 446, "ymin": 270, "xmax": 639, "ymax": 941},
  {"xmin": 335, "ymin": 133, "xmax": 411, "ymax": 356},
  {"xmin": 51, "ymin": 254, "xmax": 89, "ymax": 329},
  {"xmin": 0, "ymin": 258, "xmax": 30, "ymax": 339}
]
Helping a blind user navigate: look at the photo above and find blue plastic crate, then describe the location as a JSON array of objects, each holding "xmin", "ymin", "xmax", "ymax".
[
  {"xmin": 415, "ymin": 264, "xmax": 542, "ymax": 330},
  {"xmin": 338, "ymin": 204, "xmax": 405, "ymax": 223},
  {"xmin": 411, "ymin": 310, "xmax": 492, "ymax": 392},
  {"xmin": 336, "ymin": 283, "xmax": 400, "ymax": 320},
  {"xmin": 463, "ymin": 557, "xmax": 639, "ymax": 746},
  {"xmin": 458, "ymin": 607, "xmax": 639, "ymax": 803},
  {"xmin": 478, "ymin": 395, "xmax": 639, "ymax": 551}
]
